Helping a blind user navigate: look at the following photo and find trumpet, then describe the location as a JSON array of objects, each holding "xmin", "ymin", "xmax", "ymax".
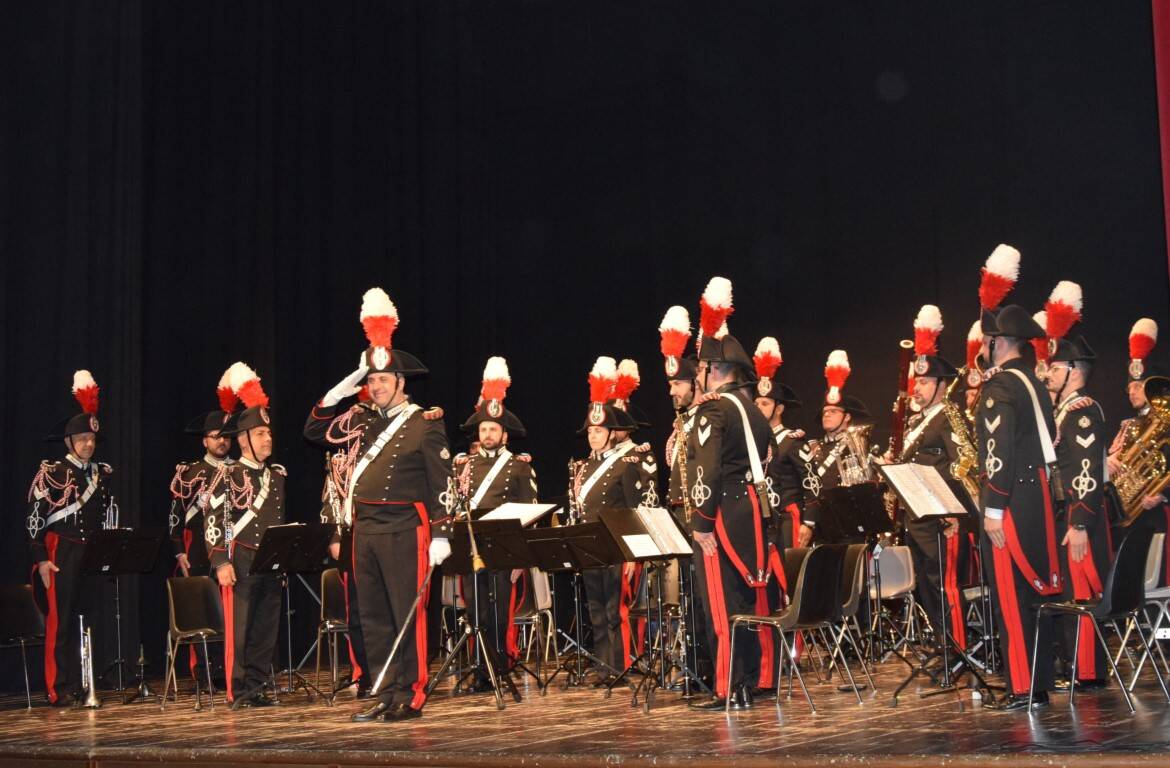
[{"xmin": 79, "ymin": 616, "xmax": 100, "ymax": 708}]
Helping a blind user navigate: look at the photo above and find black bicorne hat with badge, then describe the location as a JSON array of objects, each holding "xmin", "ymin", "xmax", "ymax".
[
  {"xmin": 753, "ymin": 336, "xmax": 802, "ymax": 406},
  {"xmin": 461, "ymin": 356, "xmax": 527, "ymax": 438},
  {"xmin": 578, "ymin": 356, "xmax": 628, "ymax": 434},
  {"xmin": 911, "ymin": 305, "xmax": 959, "ymax": 380},
  {"xmin": 46, "ymin": 370, "xmax": 103, "ymax": 441},
  {"xmin": 184, "ymin": 366, "xmax": 239, "ymax": 436}
]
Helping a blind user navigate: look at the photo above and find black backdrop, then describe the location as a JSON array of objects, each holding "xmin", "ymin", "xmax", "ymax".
[{"xmin": 3, "ymin": 1, "xmax": 1169, "ymax": 688}]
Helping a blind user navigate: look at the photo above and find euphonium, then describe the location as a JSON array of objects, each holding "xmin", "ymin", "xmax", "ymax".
[
  {"xmin": 1114, "ymin": 376, "xmax": 1170, "ymax": 525},
  {"xmin": 839, "ymin": 423, "xmax": 875, "ymax": 486},
  {"xmin": 79, "ymin": 616, "xmax": 100, "ymax": 708}
]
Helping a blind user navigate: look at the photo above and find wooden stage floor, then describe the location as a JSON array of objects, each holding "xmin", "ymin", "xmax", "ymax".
[{"xmin": 3, "ymin": 658, "xmax": 1170, "ymax": 767}]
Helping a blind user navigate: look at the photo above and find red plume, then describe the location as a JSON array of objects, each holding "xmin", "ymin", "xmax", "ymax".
[
  {"xmin": 978, "ymin": 244, "xmax": 1020, "ymax": 310},
  {"xmin": 1130, "ymin": 318, "xmax": 1158, "ymax": 361},
  {"xmin": 1031, "ymin": 310, "xmax": 1049, "ymax": 362},
  {"xmin": 588, "ymin": 356, "xmax": 617, "ymax": 403},
  {"xmin": 216, "ymin": 367, "xmax": 238, "ymax": 414},
  {"xmin": 1043, "ymin": 281, "xmax": 1083, "ymax": 341},
  {"xmin": 658, "ymin": 306, "xmax": 691, "ymax": 358},
  {"xmin": 227, "ymin": 362, "xmax": 269, "ymax": 409},
  {"xmin": 966, "ymin": 321, "xmax": 983, "ymax": 369},
  {"xmin": 698, "ymin": 277, "xmax": 734, "ymax": 339},
  {"xmin": 613, "ymin": 360, "xmax": 641, "ymax": 402},
  {"xmin": 753, "ymin": 337, "xmax": 782, "ymax": 380},
  {"xmin": 480, "ymin": 357, "xmax": 511, "ymax": 403},
  {"xmin": 913, "ymin": 305, "xmax": 943, "ymax": 356},
  {"xmin": 360, "ymin": 288, "xmax": 399, "ymax": 348},
  {"xmin": 71, "ymin": 370, "xmax": 99, "ymax": 415}
]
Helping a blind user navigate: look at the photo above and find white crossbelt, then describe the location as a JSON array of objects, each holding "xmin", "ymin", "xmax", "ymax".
[
  {"xmin": 469, "ymin": 449, "xmax": 512, "ymax": 510},
  {"xmin": 343, "ymin": 404, "xmax": 421, "ymax": 525},
  {"xmin": 578, "ymin": 442, "xmax": 636, "ymax": 504},
  {"xmin": 44, "ymin": 466, "xmax": 99, "ymax": 527}
]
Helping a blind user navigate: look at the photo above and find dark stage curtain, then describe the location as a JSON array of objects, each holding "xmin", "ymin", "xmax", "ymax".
[{"xmin": 3, "ymin": 1, "xmax": 1169, "ymax": 691}]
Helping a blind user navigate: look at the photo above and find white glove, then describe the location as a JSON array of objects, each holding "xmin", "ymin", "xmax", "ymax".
[
  {"xmin": 321, "ymin": 365, "xmax": 369, "ymax": 407},
  {"xmin": 428, "ymin": 538, "xmax": 452, "ymax": 566}
]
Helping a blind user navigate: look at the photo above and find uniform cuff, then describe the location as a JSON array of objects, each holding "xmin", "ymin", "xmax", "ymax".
[{"xmin": 984, "ymin": 508, "xmax": 1004, "ymax": 520}]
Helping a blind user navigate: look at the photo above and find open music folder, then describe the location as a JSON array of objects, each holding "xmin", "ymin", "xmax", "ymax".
[{"xmin": 878, "ymin": 463, "xmax": 968, "ymax": 520}]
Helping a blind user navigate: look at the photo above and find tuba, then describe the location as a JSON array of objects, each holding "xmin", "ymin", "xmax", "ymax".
[
  {"xmin": 839, "ymin": 423, "xmax": 875, "ymax": 486},
  {"xmin": 1114, "ymin": 376, "xmax": 1170, "ymax": 525}
]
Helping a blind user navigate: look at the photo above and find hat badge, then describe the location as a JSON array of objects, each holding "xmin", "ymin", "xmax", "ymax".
[
  {"xmin": 913, "ymin": 356, "xmax": 929, "ymax": 376},
  {"xmin": 757, "ymin": 378, "xmax": 773, "ymax": 397},
  {"xmin": 370, "ymin": 346, "xmax": 391, "ymax": 371},
  {"xmin": 260, "ymin": 407, "xmax": 271, "ymax": 425},
  {"xmin": 664, "ymin": 356, "xmax": 679, "ymax": 377},
  {"xmin": 89, "ymin": 416, "xmax": 100, "ymax": 432},
  {"xmin": 487, "ymin": 399, "xmax": 503, "ymax": 418},
  {"xmin": 1129, "ymin": 359, "xmax": 1145, "ymax": 380},
  {"xmin": 826, "ymin": 387, "xmax": 841, "ymax": 405},
  {"xmin": 589, "ymin": 402, "xmax": 605, "ymax": 426},
  {"xmin": 1047, "ymin": 337, "xmax": 1058, "ymax": 357}
]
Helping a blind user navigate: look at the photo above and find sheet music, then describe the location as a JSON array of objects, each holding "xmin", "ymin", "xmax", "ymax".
[
  {"xmin": 479, "ymin": 502, "xmax": 558, "ymax": 526},
  {"xmin": 623, "ymin": 534, "xmax": 661, "ymax": 559},
  {"xmin": 879, "ymin": 464, "xmax": 967, "ymax": 519},
  {"xmin": 634, "ymin": 506, "xmax": 694, "ymax": 556}
]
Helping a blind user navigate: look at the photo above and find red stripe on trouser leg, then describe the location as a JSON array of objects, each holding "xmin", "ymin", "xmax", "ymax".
[
  {"xmin": 991, "ymin": 544, "xmax": 1032, "ymax": 695},
  {"xmin": 342, "ymin": 572, "xmax": 363, "ymax": 681},
  {"xmin": 221, "ymin": 584, "xmax": 235, "ymax": 702},
  {"xmin": 944, "ymin": 533, "xmax": 966, "ymax": 650},
  {"xmin": 702, "ymin": 549, "xmax": 731, "ymax": 699},
  {"xmin": 1069, "ymin": 549, "xmax": 1105, "ymax": 680},
  {"xmin": 637, "ymin": 618, "xmax": 647, "ymax": 656},
  {"xmin": 505, "ymin": 573, "xmax": 524, "ymax": 662},
  {"xmin": 769, "ymin": 544, "xmax": 787, "ymax": 595},
  {"xmin": 42, "ymin": 533, "xmax": 60, "ymax": 703},
  {"xmin": 755, "ymin": 584, "xmax": 775, "ymax": 688},
  {"xmin": 787, "ymin": 503, "xmax": 802, "ymax": 547},
  {"xmin": 619, "ymin": 565, "xmax": 636, "ymax": 670},
  {"xmin": 409, "ymin": 508, "xmax": 431, "ymax": 711}
]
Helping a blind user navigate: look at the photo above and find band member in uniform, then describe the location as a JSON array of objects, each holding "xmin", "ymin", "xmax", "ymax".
[
  {"xmin": 973, "ymin": 244, "xmax": 1064, "ymax": 710},
  {"xmin": 570, "ymin": 356, "xmax": 642, "ymax": 680},
  {"xmin": 1047, "ymin": 332, "xmax": 1111, "ymax": 690},
  {"xmin": 801, "ymin": 350, "xmax": 873, "ymax": 545},
  {"xmin": 686, "ymin": 277, "xmax": 773, "ymax": 710},
  {"xmin": 208, "ymin": 362, "xmax": 285, "ymax": 708},
  {"xmin": 612, "ymin": 359, "xmax": 659, "ymax": 507},
  {"xmin": 881, "ymin": 306, "xmax": 972, "ymax": 651},
  {"xmin": 659, "ymin": 306, "xmax": 713, "ymax": 682},
  {"xmin": 304, "ymin": 288, "xmax": 453, "ymax": 723},
  {"xmin": 455, "ymin": 357, "xmax": 539, "ymax": 689},
  {"xmin": 26, "ymin": 371, "xmax": 114, "ymax": 706},
  {"xmin": 170, "ymin": 368, "xmax": 236, "ymax": 579}
]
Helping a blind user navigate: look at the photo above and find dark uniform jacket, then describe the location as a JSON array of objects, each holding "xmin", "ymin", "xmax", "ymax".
[
  {"xmin": 26, "ymin": 454, "xmax": 112, "ymax": 561},
  {"xmin": 900, "ymin": 403, "xmax": 977, "ymax": 518},
  {"xmin": 765, "ymin": 425, "xmax": 810, "ymax": 514},
  {"xmin": 305, "ymin": 400, "xmax": 453, "ymax": 537},
  {"xmin": 168, "ymin": 454, "xmax": 231, "ymax": 562},
  {"xmin": 976, "ymin": 357, "xmax": 1062, "ymax": 595},
  {"xmin": 207, "ymin": 456, "xmax": 286, "ymax": 570},
  {"xmin": 574, "ymin": 447, "xmax": 643, "ymax": 522},
  {"xmin": 1053, "ymin": 390, "xmax": 1107, "ymax": 530},
  {"xmin": 458, "ymin": 448, "xmax": 539, "ymax": 511},
  {"xmin": 615, "ymin": 438, "xmax": 659, "ymax": 508},
  {"xmin": 688, "ymin": 385, "xmax": 772, "ymax": 584},
  {"xmin": 800, "ymin": 433, "xmax": 848, "ymax": 527}
]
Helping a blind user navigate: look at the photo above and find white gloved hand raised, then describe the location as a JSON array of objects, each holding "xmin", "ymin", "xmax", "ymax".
[
  {"xmin": 321, "ymin": 364, "xmax": 369, "ymax": 407},
  {"xmin": 428, "ymin": 538, "xmax": 452, "ymax": 566}
]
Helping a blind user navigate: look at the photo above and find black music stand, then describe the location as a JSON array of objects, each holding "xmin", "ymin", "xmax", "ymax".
[
  {"xmin": 429, "ymin": 519, "xmax": 540, "ymax": 710},
  {"xmin": 244, "ymin": 523, "xmax": 333, "ymax": 707},
  {"xmin": 878, "ymin": 464, "xmax": 996, "ymax": 706},
  {"xmin": 526, "ymin": 522, "xmax": 628, "ymax": 690},
  {"xmin": 598, "ymin": 507, "xmax": 695, "ymax": 712},
  {"xmin": 81, "ymin": 527, "xmax": 166, "ymax": 704}
]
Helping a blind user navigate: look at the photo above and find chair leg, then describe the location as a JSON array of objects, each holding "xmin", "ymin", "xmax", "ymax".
[
  {"xmin": 1027, "ymin": 607, "xmax": 1043, "ymax": 709},
  {"xmin": 828, "ymin": 623, "xmax": 862, "ymax": 704},
  {"xmin": 1068, "ymin": 614, "xmax": 1082, "ymax": 708},
  {"xmin": 202, "ymin": 637, "xmax": 216, "ymax": 708},
  {"xmin": 314, "ymin": 628, "xmax": 324, "ymax": 697},
  {"xmin": 1091, "ymin": 616, "xmax": 1135, "ymax": 713},
  {"xmin": 20, "ymin": 640, "xmax": 31, "ymax": 710},
  {"xmin": 778, "ymin": 630, "xmax": 815, "ymax": 712},
  {"xmin": 160, "ymin": 633, "xmax": 175, "ymax": 711},
  {"xmin": 725, "ymin": 620, "xmax": 739, "ymax": 714},
  {"xmin": 843, "ymin": 622, "xmax": 876, "ymax": 691},
  {"xmin": 1132, "ymin": 610, "xmax": 1170, "ymax": 704}
]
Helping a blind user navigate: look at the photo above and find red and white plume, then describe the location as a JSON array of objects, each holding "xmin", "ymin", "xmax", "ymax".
[
  {"xmin": 1130, "ymin": 318, "xmax": 1159, "ymax": 379},
  {"xmin": 613, "ymin": 359, "xmax": 641, "ymax": 405},
  {"xmin": 966, "ymin": 321, "xmax": 983, "ymax": 370},
  {"xmin": 480, "ymin": 356, "xmax": 511, "ymax": 404},
  {"xmin": 360, "ymin": 288, "xmax": 399, "ymax": 350},
  {"xmin": 753, "ymin": 337, "xmax": 783, "ymax": 381},
  {"xmin": 72, "ymin": 370, "xmax": 99, "ymax": 415},
  {"xmin": 227, "ymin": 361, "xmax": 269, "ymax": 409},
  {"xmin": 1031, "ymin": 310, "xmax": 1050, "ymax": 363},
  {"xmin": 589, "ymin": 356, "xmax": 617, "ymax": 404},
  {"xmin": 824, "ymin": 350, "xmax": 850, "ymax": 405},
  {"xmin": 659, "ymin": 306, "xmax": 691, "ymax": 358},
  {"xmin": 698, "ymin": 277, "xmax": 734, "ymax": 342},
  {"xmin": 1043, "ymin": 281, "xmax": 1083, "ymax": 341},
  {"xmin": 217, "ymin": 367, "xmax": 239, "ymax": 414},
  {"xmin": 913, "ymin": 305, "xmax": 943, "ymax": 357},
  {"xmin": 978, "ymin": 244, "xmax": 1021, "ymax": 310}
]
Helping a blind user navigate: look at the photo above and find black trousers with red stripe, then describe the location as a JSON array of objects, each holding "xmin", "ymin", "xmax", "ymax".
[
  {"xmin": 36, "ymin": 534, "xmax": 95, "ymax": 703},
  {"xmin": 354, "ymin": 526, "xmax": 429, "ymax": 708},
  {"xmin": 980, "ymin": 533, "xmax": 1057, "ymax": 695},
  {"xmin": 222, "ymin": 547, "xmax": 282, "ymax": 702},
  {"xmin": 1058, "ymin": 518, "xmax": 1112, "ymax": 682},
  {"xmin": 692, "ymin": 543, "xmax": 758, "ymax": 696},
  {"xmin": 338, "ymin": 530, "xmax": 369, "ymax": 685},
  {"xmin": 906, "ymin": 518, "xmax": 968, "ymax": 649}
]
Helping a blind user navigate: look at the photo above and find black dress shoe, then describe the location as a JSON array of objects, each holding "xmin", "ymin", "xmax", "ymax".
[
  {"xmin": 352, "ymin": 700, "xmax": 393, "ymax": 722},
  {"xmin": 688, "ymin": 695, "xmax": 730, "ymax": 711},
  {"xmin": 383, "ymin": 702, "xmax": 422, "ymax": 721},
  {"xmin": 355, "ymin": 682, "xmax": 371, "ymax": 700},
  {"xmin": 732, "ymin": 685, "xmax": 754, "ymax": 710},
  {"xmin": 249, "ymin": 693, "xmax": 276, "ymax": 707},
  {"xmin": 1054, "ymin": 677, "xmax": 1107, "ymax": 692},
  {"xmin": 984, "ymin": 691, "xmax": 1048, "ymax": 711}
]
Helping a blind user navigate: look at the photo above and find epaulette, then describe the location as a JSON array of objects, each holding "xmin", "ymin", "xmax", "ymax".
[
  {"xmin": 622, "ymin": 455, "xmax": 640, "ymax": 463},
  {"xmin": 98, "ymin": 462, "xmax": 113, "ymax": 475},
  {"xmin": 787, "ymin": 429, "xmax": 806, "ymax": 440},
  {"xmin": 39, "ymin": 459, "xmax": 62, "ymax": 472},
  {"xmin": 635, "ymin": 443, "xmax": 653, "ymax": 454},
  {"xmin": 270, "ymin": 463, "xmax": 288, "ymax": 476},
  {"xmin": 423, "ymin": 406, "xmax": 445, "ymax": 421},
  {"xmin": 1066, "ymin": 396, "xmax": 1095, "ymax": 412}
]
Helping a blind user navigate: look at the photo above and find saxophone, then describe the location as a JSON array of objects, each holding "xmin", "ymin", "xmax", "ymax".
[{"xmin": 943, "ymin": 397, "xmax": 980, "ymax": 507}]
